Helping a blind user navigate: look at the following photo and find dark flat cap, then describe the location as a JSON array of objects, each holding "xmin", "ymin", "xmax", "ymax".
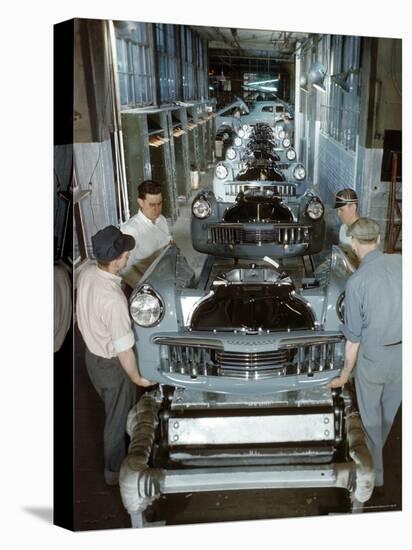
[
  {"xmin": 347, "ymin": 217, "xmax": 380, "ymax": 241},
  {"xmin": 334, "ymin": 188, "xmax": 358, "ymax": 208},
  {"xmin": 92, "ymin": 225, "xmax": 135, "ymax": 262}
]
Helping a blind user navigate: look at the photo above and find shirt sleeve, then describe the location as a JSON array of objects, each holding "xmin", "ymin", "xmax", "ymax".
[
  {"xmin": 109, "ymin": 294, "xmax": 135, "ymax": 353},
  {"xmin": 341, "ymin": 277, "xmax": 363, "ymax": 343},
  {"xmin": 120, "ymin": 220, "xmax": 139, "ymax": 269}
]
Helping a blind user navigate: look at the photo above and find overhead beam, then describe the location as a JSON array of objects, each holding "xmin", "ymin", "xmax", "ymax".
[{"xmin": 209, "ymin": 53, "xmax": 294, "ymax": 64}]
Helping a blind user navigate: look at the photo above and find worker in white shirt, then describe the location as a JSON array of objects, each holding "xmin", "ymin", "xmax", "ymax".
[
  {"xmin": 334, "ymin": 188, "xmax": 359, "ymax": 245},
  {"xmin": 232, "ymin": 107, "xmax": 242, "ymax": 133},
  {"xmin": 334, "ymin": 187, "xmax": 360, "ymax": 267},
  {"xmin": 121, "ymin": 180, "xmax": 173, "ymax": 288}
]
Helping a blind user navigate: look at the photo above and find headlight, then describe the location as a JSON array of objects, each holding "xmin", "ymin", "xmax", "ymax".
[
  {"xmin": 282, "ymin": 138, "xmax": 291, "ymax": 148},
  {"xmin": 279, "ymin": 129, "xmax": 286, "ymax": 139},
  {"xmin": 293, "ymin": 164, "xmax": 306, "ymax": 181},
  {"xmin": 305, "ymin": 197, "xmax": 325, "ymax": 220},
  {"xmin": 131, "ymin": 286, "xmax": 164, "ymax": 327},
  {"xmin": 234, "ymin": 136, "xmax": 242, "ymax": 147},
  {"xmin": 225, "ymin": 147, "xmax": 237, "ymax": 161},
  {"xmin": 336, "ymin": 292, "xmax": 345, "ymax": 322},
  {"xmin": 286, "ymin": 148, "xmax": 296, "ymax": 161},
  {"xmin": 192, "ymin": 195, "xmax": 211, "ymax": 219},
  {"xmin": 237, "ymin": 129, "xmax": 245, "ymax": 138},
  {"xmin": 215, "ymin": 163, "xmax": 229, "ymax": 179}
]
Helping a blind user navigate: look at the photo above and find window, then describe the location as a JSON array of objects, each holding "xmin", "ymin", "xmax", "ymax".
[
  {"xmin": 115, "ymin": 22, "xmax": 153, "ymax": 108},
  {"xmin": 196, "ymin": 36, "xmax": 207, "ymax": 99},
  {"xmin": 261, "ymin": 106, "xmax": 274, "ymax": 113},
  {"xmin": 156, "ymin": 24, "xmax": 178, "ymax": 103},
  {"xmin": 320, "ymin": 35, "xmax": 361, "ymax": 151},
  {"xmin": 181, "ymin": 27, "xmax": 195, "ymax": 100}
]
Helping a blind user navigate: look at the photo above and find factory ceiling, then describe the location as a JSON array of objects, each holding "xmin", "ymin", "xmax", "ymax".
[{"xmin": 192, "ymin": 26, "xmax": 312, "ymax": 68}]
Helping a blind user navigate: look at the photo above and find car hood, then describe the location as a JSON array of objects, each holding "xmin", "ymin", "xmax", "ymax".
[{"xmin": 190, "ymin": 281, "xmax": 315, "ymax": 332}]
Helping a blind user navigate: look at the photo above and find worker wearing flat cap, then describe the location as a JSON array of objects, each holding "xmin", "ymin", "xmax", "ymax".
[
  {"xmin": 77, "ymin": 225, "xmax": 154, "ymax": 485},
  {"xmin": 328, "ymin": 218, "xmax": 402, "ymax": 491}
]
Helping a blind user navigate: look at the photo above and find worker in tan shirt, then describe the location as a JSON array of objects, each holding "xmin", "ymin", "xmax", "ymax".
[{"xmin": 77, "ymin": 225, "xmax": 154, "ymax": 485}]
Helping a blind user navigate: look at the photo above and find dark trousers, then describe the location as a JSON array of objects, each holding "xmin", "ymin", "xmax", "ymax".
[{"xmin": 85, "ymin": 348, "xmax": 136, "ymax": 481}]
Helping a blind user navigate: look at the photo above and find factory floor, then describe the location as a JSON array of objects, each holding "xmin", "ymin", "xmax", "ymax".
[{"xmin": 73, "ymin": 166, "xmax": 402, "ymax": 531}]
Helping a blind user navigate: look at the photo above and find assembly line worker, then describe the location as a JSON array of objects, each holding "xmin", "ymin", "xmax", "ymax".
[
  {"xmin": 282, "ymin": 112, "xmax": 294, "ymax": 143},
  {"xmin": 120, "ymin": 180, "xmax": 173, "ymax": 288},
  {"xmin": 328, "ymin": 218, "xmax": 402, "ymax": 489},
  {"xmin": 232, "ymin": 107, "xmax": 242, "ymax": 133},
  {"xmin": 334, "ymin": 188, "xmax": 360, "ymax": 267},
  {"xmin": 334, "ymin": 188, "xmax": 360, "ymax": 246},
  {"xmin": 77, "ymin": 225, "xmax": 154, "ymax": 485}
]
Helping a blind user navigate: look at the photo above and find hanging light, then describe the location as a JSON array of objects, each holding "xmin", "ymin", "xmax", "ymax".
[
  {"xmin": 308, "ymin": 62, "xmax": 327, "ymax": 92},
  {"xmin": 331, "ymin": 67, "xmax": 359, "ymax": 93},
  {"xmin": 300, "ymin": 73, "xmax": 309, "ymax": 93},
  {"xmin": 331, "ymin": 72, "xmax": 350, "ymax": 93}
]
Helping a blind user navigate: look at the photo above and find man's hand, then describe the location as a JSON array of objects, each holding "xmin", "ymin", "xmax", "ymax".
[
  {"xmin": 327, "ymin": 373, "xmax": 350, "ymax": 389},
  {"xmin": 327, "ymin": 340, "xmax": 360, "ymax": 389},
  {"xmin": 117, "ymin": 348, "xmax": 156, "ymax": 387},
  {"xmin": 136, "ymin": 376, "xmax": 157, "ymax": 388}
]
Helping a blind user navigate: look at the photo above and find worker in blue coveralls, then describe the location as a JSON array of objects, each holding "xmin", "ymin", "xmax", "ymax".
[{"xmin": 328, "ymin": 217, "xmax": 402, "ymax": 491}]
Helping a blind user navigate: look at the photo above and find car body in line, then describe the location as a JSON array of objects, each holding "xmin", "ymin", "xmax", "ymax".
[
  {"xmin": 191, "ymin": 186, "xmax": 325, "ymax": 260},
  {"xmin": 216, "ymin": 98, "xmax": 293, "ymax": 138}
]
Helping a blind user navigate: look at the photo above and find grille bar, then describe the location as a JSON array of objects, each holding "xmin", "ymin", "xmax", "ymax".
[
  {"xmin": 225, "ymin": 184, "xmax": 296, "ymax": 197},
  {"xmin": 162, "ymin": 341, "xmax": 343, "ymax": 380},
  {"xmin": 215, "ymin": 349, "xmax": 290, "ymax": 368},
  {"xmin": 211, "ymin": 224, "xmax": 311, "ymax": 246}
]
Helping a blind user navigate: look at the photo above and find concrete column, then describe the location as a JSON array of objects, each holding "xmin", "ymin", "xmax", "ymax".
[{"xmin": 294, "ymin": 42, "xmax": 301, "ymax": 159}]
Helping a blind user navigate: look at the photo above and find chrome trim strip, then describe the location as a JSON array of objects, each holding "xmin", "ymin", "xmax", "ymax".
[{"xmin": 153, "ymin": 336, "xmax": 224, "ymax": 350}]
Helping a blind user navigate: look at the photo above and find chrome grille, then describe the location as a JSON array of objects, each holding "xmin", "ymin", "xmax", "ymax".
[
  {"xmin": 215, "ymin": 349, "xmax": 290, "ymax": 367},
  {"xmin": 225, "ymin": 184, "xmax": 296, "ymax": 197},
  {"xmin": 160, "ymin": 340, "xmax": 343, "ymax": 380},
  {"xmin": 210, "ymin": 224, "xmax": 311, "ymax": 245}
]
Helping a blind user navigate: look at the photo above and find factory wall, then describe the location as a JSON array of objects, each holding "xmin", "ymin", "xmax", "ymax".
[{"xmin": 299, "ymin": 34, "xmax": 401, "ymax": 245}]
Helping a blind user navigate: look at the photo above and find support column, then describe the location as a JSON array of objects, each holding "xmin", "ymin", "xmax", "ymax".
[{"xmin": 294, "ymin": 41, "xmax": 301, "ymax": 159}]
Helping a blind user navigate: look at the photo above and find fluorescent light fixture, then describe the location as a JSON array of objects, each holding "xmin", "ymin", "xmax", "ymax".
[
  {"xmin": 244, "ymin": 78, "xmax": 280, "ymax": 86},
  {"xmin": 243, "ymin": 78, "xmax": 280, "ymax": 91}
]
